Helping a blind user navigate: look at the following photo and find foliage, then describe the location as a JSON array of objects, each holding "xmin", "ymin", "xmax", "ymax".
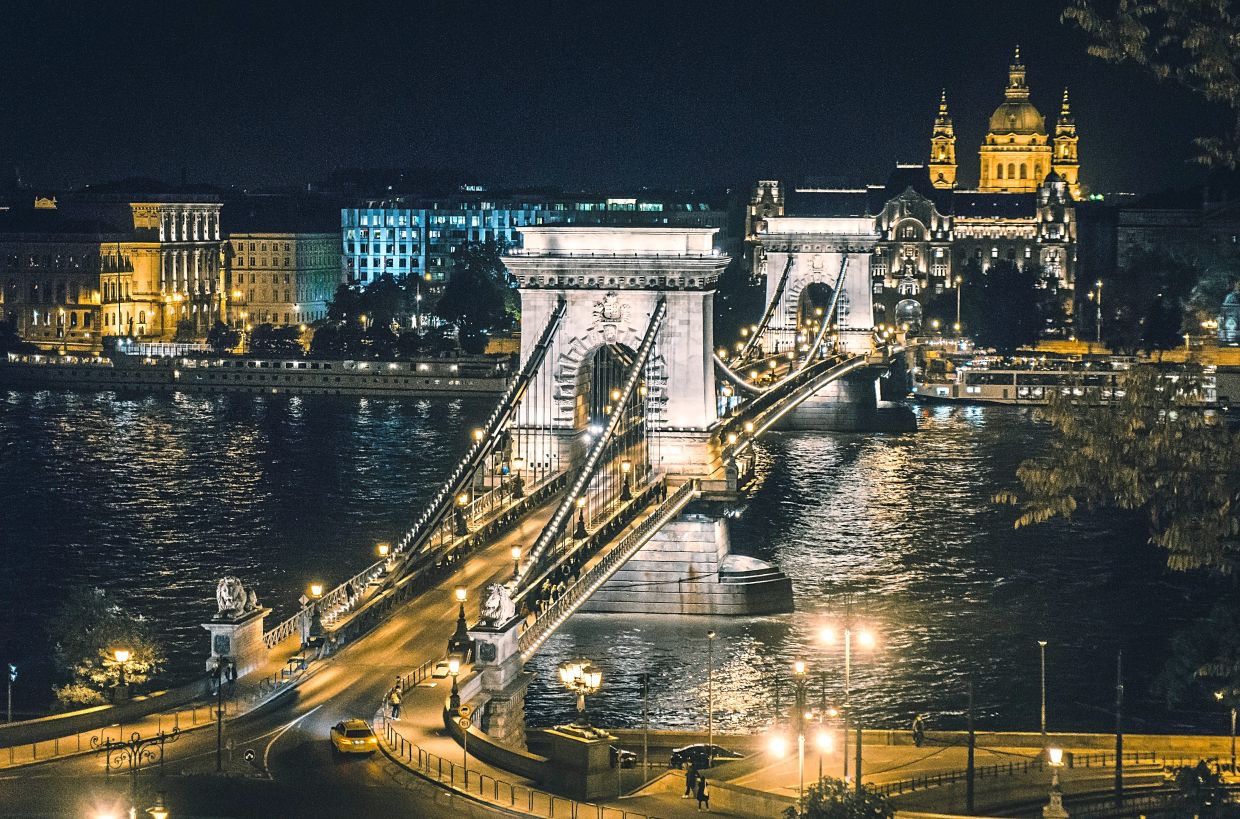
[
  {"xmin": 248, "ymin": 323, "xmax": 304, "ymax": 358},
  {"xmin": 784, "ymin": 778, "xmax": 893, "ymax": 819},
  {"xmin": 0, "ymin": 319, "xmax": 35, "ymax": 354},
  {"xmin": 173, "ymin": 318, "xmax": 197, "ymax": 343},
  {"xmin": 1156, "ymin": 592, "xmax": 1240, "ymax": 707},
  {"xmin": 433, "ymin": 240, "xmax": 515, "ymax": 354},
  {"xmin": 1063, "ymin": 0, "xmax": 1240, "ymax": 169},
  {"xmin": 715, "ymin": 255, "xmax": 765, "ymax": 344},
  {"xmin": 997, "ymin": 365, "xmax": 1240, "ymax": 573},
  {"xmin": 1166, "ymin": 761, "xmax": 1238, "ymax": 818},
  {"xmin": 1096, "ymin": 248, "xmax": 1203, "ymax": 353},
  {"xmin": 48, "ymin": 587, "xmax": 165, "ymax": 709},
  {"xmin": 205, "ymin": 321, "xmax": 241, "ymax": 354},
  {"xmin": 961, "ymin": 260, "xmax": 1049, "ymax": 353},
  {"xmin": 1186, "ymin": 256, "xmax": 1240, "ymax": 330}
]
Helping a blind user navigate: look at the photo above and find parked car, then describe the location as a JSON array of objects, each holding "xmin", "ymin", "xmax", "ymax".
[
  {"xmin": 611, "ymin": 746, "xmax": 637, "ymax": 768},
  {"xmin": 669, "ymin": 743, "xmax": 745, "ymax": 769},
  {"xmin": 330, "ymin": 719, "xmax": 378, "ymax": 755}
]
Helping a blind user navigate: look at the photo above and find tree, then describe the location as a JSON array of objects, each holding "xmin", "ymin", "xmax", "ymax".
[
  {"xmin": 0, "ymin": 319, "xmax": 34, "ymax": 354},
  {"xmin": 434, "ymin": 240, "xmax": 514, "ymax": 354},
  {"xmin": 1064, "ymin": 0, "xmax": 1240, "ymax": 169},
  {"xmin": 1166, "ymin": 761, "xmax": 1238, "ymax": 818},
  {"xmin": 968, "ymin": 260, "xmax": 1046, "ymax": 353},
  {"xmin": 206, "ymin": 321, "xmax": 241, "ymax": 354},
  {"xmin": 1099, "ymin": 248, "xmax": 1201, "ymax": 353},
  {"xmin": 248, "ymin": 323, "xmax": 304, "ymax": 358},
  {"xmin": 997, "ymin": 365, "xmax": 1239, "ymax": 573},
  {"xmin": 173, "ymin": 318, "xmax": 197, "ymax": 343},
  {"xmin": 49, "ymin": 587, "xmax": 165, "ymax": 708},
  {"xmin": 784, "ymin": 778, "xmax": 893, "ymax": 819},
  {"xmin": 1156, "ymin": 592, "xmax": 1240, "ymax": 707}
]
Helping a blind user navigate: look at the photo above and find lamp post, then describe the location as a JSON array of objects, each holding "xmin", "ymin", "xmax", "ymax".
[
  {"xmin": 511, "ymin": 546, "xmax": 521, "ymax": 581},
  {"xmin": 1095, "ymin": 280, "xmax": 1103, "ymax": 345},
  {"xmin": 620, "ymin": 459, "xmax": 633, "ymax": 502},
  {"xmin": 1039, "ymin": 640, "xmax": 1048, "ymax": 755},
  {"xmin": 306, "ymin": 584, "xmax": 324, "ymax": 651},
  {"xmin": 1043, "ymin": 747, "xmax": 1069, "ymax": 818},
  {"xmin": 573, "ymin": 496, "xmax": 588, "ymax": 540},
  {"xmin": 7, "ymin": 662, "xmax": 15, "ymax": 723},
  {"xmin": 212, "ymin": 657, "xmax": 232, "ymax": 773},
  {"xmin": 707, "ymin": 631, "xmax": 716, "ymax": 768},
  {"xmin": 113, "ymin": 649, "xmax": 132, "ymax": 703},
  {"xmin": 820, "ymin": 622, "xmax": 876, "ymax": 783},
  {"xmin": 1215, "ymin": 691, "xmax": 1237, "ymax": 774},
  {"xmin": 449, "ymin": 657, "xmax": 461, "ymax": 710},
  {"xmin": 448, "ymin": 587, "xmax": 472, "ymax": 657},
  {"xmin": 91, "ymin": 728, "xmax": 179, "ymax": 819},
  {"xmin": 793, "ymin": 660, "xmax": 807, "ymax": 816},
  {"xmin": 377, "ymin": 542, "xmax": 391, "ymax": 575},
  {"xmin": 454, "ymin": 492, "xmax": 470, "ymax": 537},
  {"xmin": 955, "ymin": 275, "xmax": 963, "ymax": 334},
  {"xmin": 558, "ymin": 659, "xmax": 603, "ymax": 734}
]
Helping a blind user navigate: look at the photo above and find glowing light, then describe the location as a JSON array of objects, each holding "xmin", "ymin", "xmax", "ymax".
[
  {"xmin": 472, "ymin": 428, "xmax": 484, "ymax": 442},
  {"xmin": 448, "ymin": 658, "xmax": 460, "ymax": 675},
  {"xmin": 743, "ymin": 421, "xmax": 754, "ymax": 433},
  {"xmin": 112, "ymin": 649, "xmax": 131, "ymax": 664},
  {"xmin": 455, "ymin": 587, "xmax": 467, "ymax": 603},
  {"xmin": 621, "ymin": 460, "xmax": 631, "ymax": 474},
  {"xmin": 768, "ymin": 734, "xmax": 789, "ymax": 758},
  {"xmin": 511, "ymin": 546, "xmax": 521, "ymax": 560},
  {"xmin": 815, "ymin": 730, "xmax": 833, "ymax": 753},
  {"xmin": 856, "ymin": 629, "xmax": 877, "ymax": 650},
  {"xmin": 726, "ymin": 433, "xmax": 738, "ymax": 445},
  {"xmin": 818, "ymin": 627, "xmax": 836, "ymax": 646},
  {"xmin": 377, "ymin": 542, "xmax": 390, "ymax": 557},
  {"xmin": 457, "ymin": 492, "xmax": 470, "ymax": 506},
  {"xmin": 793, "ymin": 660, "xmax": 806, "ymax": 675},
  {"xmin": 576, "ymin": 496, "xmax": 586, "ymax": 509},
  {"xmin": 309, "ymin": 583, "xmax": 323, "ymax": 598},
  {"xmin": 1048, "ymin": 747, "xmax": 1064, "ymax": 766}
]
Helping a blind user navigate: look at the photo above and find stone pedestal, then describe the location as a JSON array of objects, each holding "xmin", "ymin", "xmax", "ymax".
[
  {"xmin": 480, "ymin": 671, "xmax": 533, "ymax": 751},
  {"xmin": 202, "ymin": 608, "xmax": 270, "ymax": 679},
  {"xmin": 539, "ymin": 725, "xmax": 620, "ymax": 800},
  {"xmin": 467, "ymin": 614, "xmax": 524, "ymax": 694}
]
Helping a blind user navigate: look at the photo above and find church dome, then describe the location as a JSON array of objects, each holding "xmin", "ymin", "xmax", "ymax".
[{"xmin": 989, "ymin": 100, "xmax": 1045, "ymax": 135}]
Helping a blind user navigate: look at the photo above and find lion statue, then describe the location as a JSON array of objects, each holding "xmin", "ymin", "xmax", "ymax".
[
  {"xmin": 480, "ymin": 582, "xmax": 516, "ymax": 625},
  {"xmin": 216, "ymin": 576, "xmax": 247, "ymax": 619}
]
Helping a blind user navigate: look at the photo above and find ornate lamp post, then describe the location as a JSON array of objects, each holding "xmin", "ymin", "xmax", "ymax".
[
  {"xmin": 557, "ymin": 658, "xmax": 603, "ymax": 734},
  {"xmin": 510, "ymin": 457, "xmax": 525, "ymax": 498},
  {"xmin": 449, "ymin": 657, "xmax": 461, "ymax": 710},
  {"xmin": 954, "ymin": 275, "xmax": 963, "ymax": 334},
  {"xmin": 794, "ymin": 660, "xmax": 808, "ymax": 816},
  {"xmin": 819, "ymin": 620, "xmax": 876, "ymax": 787},
  {"xmin": 212, "ymin": 657, "xmax": 233, "ymax": 772},
  {"xmin": 112, "ymin": 649, "xmax": 132, "ymax": 702},
  {"xmin": 573, "ymin": 496, "xmax": 588, "ymax": 540},
  {"xmin": 448, "ymin": 587, "xmax": 472, "ymax": 657},
  {"xmin": 1043, "ymin": 747, "xmax": 1069, "ymax": 818},
  {"xmin": 376, "ymin": 542, "xmax": 391, "ymax": 576},
  {"xmin": 92, "ymin": 728, "xmax": 180, "ymax": 819},
  {"xmin": 1216, "ymin": 690, "xmax": 1237, "ymax": 774},
  {"xmin": 454, "ymin": 492, "xmax": 470, "ymax": 537},
  {"xmin": 620, "ymin": 459, "xmax": 633, "ymax": 502},
  {"xmin": 511, "ymin": 546, "xmax": 521, "ymax": 581},
  {"xmin": 306, "ymin": 583, "xmax": 325, "ymax": 650}
]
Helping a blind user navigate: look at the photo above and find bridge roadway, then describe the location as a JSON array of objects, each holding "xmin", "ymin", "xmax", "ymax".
[{"xmin": 0, "ymin": 501, "xmax": 564, "ymax": 818}]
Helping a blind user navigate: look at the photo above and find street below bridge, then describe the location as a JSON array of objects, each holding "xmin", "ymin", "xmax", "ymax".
[{"xmin": 0, "ymin": 501, "xmax": 561, "ymax": 818}]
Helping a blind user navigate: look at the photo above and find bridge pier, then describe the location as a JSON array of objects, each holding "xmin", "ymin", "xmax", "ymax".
[
  {"xmin": 776, "ymin": 368, "xmax": 916, "ymax": 432},
  {"xmin": 578, "ymin": 504, "xmax": 793, "ymax": 615}
]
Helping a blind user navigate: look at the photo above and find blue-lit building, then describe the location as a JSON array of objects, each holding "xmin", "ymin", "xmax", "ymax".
[{"xmin": 341, "ymin": 193, "xmax": 733, "ymax": 285}]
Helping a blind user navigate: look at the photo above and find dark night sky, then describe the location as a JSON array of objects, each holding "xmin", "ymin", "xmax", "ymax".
[{"xmin": 0, "ymin": 1, "xmax": 1218, "ymax": 193}]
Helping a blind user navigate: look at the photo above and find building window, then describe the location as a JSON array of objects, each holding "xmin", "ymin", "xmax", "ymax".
[
  {"xmin": 991, "ymin": 247, "xmax": 999, "ymax": 259},
  {"xmin": 997, "ymin": 164, "xmax": 1004, "ymax": 180},
  {"xmin": 1020, "ymin": 164, "xmax": 1028, "ymax": 179}
]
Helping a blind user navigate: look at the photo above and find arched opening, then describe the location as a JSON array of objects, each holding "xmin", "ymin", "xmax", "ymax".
[
  {"xmin": 796, "ymin": 282, "xmax": 834, "ymax": 342},
  {"xmin": 1020, "ymin": 163, "xmax": 1028, "ymax": 179},
  {"xmin": 997, "ymin": 164, "xmax": 1005, "ymax": 180},
  {"xmin": 1007, "ymin": 163, "xmax": 1016, "ymax": 179},
  {"xmin": 894, "ymin": 298, "xmax": 923, "ymax": 334}
]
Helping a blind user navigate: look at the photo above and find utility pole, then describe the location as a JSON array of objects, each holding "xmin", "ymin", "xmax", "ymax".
[
  {"xmin": 855, "ymin": 723, "xmax": 863, "ymax": 796},
  {"xmin": 215, "ymin": 657, "xmax": 230, "ymax": 773},
  {"xmin": 1115, "ymin": 650, "xmax": 1124, "ymax": 804},
  {"xmin": 6, "ymin": 663, "xmax": 15, "ymax": 724},
  {"xmin": 966, "ymin": 676, "xmax": 975, "ymax": 814}
]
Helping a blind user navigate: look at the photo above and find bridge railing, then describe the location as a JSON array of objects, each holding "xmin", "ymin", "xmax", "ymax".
[{"xmin": 518, "ymin": 478, "xmax": 699, "ymax": 661}]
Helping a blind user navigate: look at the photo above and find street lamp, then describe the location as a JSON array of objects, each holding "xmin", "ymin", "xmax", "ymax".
[
  {"xmin": 1039, "ymin": 640, "xmax": 1048, "ymax": 754},
  {"xmin": 112, "ymin": 649, "xmax": 131, "ymax": 702},
  {"xmin": 558, "ymin": 658, "xmax": 603, "ymax": 733},
  {"xmin": 511, "ymin": 546, "xmax": 521, "ymax": 580},
  {"xmin": 793, "ymin": 660, "xmax": 808, "ymax": 816},
  {"xmin": 146, "ymin": 792, "xmax": 169, "ymax": 819},
  {"xmin": 1216, "ymin": 691, "xmax": 1237, "ymax": 774},
  {"xmin": 449, "ymin": 657, "xmax": 461, "ymax": 710},
  {"xmin": 306, "ymin": 584, "xmax": 325, "ymax": 649},
  {"xmin": 448, "ymin": 587, "xmax": 471, "ymax": 657},
  {"xmin": 707, "ymin": 631, "xmax": 716, "ymax": 767},
  {"xmin": 620, "ymin": 459, "xmax": 633, "ymax": 502},
  {"xmin": 454, "ymin": 492, "xmax": 470, "ymax": 536},
  {"xmin": 954, "ymin": 275, "xmax": 963, "ymax": 333},
  {"xmin": 815, "ymin": 728, "xmax": 833, "ymax": 784},
  {"xmin": 1044, "ymin": 747, "xmax": 1068, "ymax": 818},
  {"xmin": 819, "ymin": 622, "xmax": 877, "ymax": 784},
  {"xmin": 573, "ymin": 496, "xmax": 588, "ymax": 539},
  {"xmin": 1095, "ymin": 280, "xmax": 1104, "ymax": 345}
]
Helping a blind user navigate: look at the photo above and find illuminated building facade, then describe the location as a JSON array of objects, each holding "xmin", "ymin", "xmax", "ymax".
[
  {"xmin": 342, "ymin": 193, "xmax": 731, "ymax": 285},
  {"xmin": 225, "ymin": 233, "xmax": 339, "ymax": 328}
]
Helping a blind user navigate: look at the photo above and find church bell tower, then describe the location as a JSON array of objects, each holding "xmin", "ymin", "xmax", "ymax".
[
  {"xmin": 1052, "ymin": 88, "xmax": 1082, "ymax": 200},
  {"xmin": 929, "ymin": 89, "xmax": 957, "ymax": 189}
]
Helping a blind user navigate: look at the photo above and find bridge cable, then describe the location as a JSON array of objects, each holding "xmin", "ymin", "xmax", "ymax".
[
  {"xmin": 514, "ymin": 298, "xmax": 668, "ymax": 595},
  {"xmin": 736, "ymin": 254, "xmax": 795, "ymax": 359}
]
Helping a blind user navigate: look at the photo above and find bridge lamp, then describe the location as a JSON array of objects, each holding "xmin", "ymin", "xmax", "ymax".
[
  {"xmin": 558, "ymin": 658, "xmax": 603, "ymax": 730},
  {"xmin": 768, "ymin": 360, "xmax": 777, "ymax": 369},
  {"xmin": 721, "ymin": 385, "xmax": 734, "ymax": 398},
  {"xmin": 717, "ymin": 347, "xmax": 727, "ymax": 358},
  {"xmin": 735, "ymin": 341, "xmax": 744, "ymax": 352},
  {"xmin": 726, "ymin": 432, "xmax": 738, "ymax": 445},
  {"xmin": 146, "ymin": 792, "xmax": 169, "ymax": 819},
  {"xmin": 620, "ymin": 459, "xmax": 633, "ymax": 501},
  {"xmin": 815, "ymin": 307, "xmax": 824, "ymax": 317},
  {"xmin": 448, "ymin": 656, "xmax": 462, "ymax": 709},
  {"xmin": 750, "ymin": 324, "xmax": 758, "ymax": 333},
  {"xmin": 744, "ymin": 421, "xmax": 755, "ymax": 434},
  {"xmin": 511, "ymin": 546, "xmax": 521, "ymax": 579},
  {"xmin": 953, "ymin": 322, "xmax": 962, "ymax": 332},
  {"xmin": 749, "ymin": 371, "xmax": 759, "ymax": 380},
  {"xmin": 610, "ymin": 388, "xmax": 621, "ymax": 402},
  {"xmin": 377, "ymin": 542, "xmax": 390, "ymax": 558},
  {"xmin": 574, "ymin": 496, "xmax": 588, "ymax": 539},
  {"xmin": 308, "ymin": 583, "xmax": 323, "ymax": 599},
  {"xmin": 472, "ymin": 428, "xmax": 484, "ymax": 443},
  {"xmin": 740, "ymin": 327, "xmax": 749, "ymax": 337},
  {"xmin": 931, "ymin": 319, "xmax": 941, "ymax": 331},
  {"xmin": 457, "ymin": 492, "xmax": 470, "ymax": 507}
]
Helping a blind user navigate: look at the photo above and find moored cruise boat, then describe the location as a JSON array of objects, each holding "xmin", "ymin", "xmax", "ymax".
[{"xmin": 914, "ymin": 357, "xmax": 1217, "ymax": 406}]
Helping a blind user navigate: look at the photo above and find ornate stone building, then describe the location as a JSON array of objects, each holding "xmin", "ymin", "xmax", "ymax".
[{"xmin": 746, "ymin": 49, "xmax": 1081, "ymax": 328}]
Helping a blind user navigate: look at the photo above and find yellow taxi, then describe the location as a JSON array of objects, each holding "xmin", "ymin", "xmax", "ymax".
[{"xmin": 329, "ymin": 719, "xmax": 379, "ymax": 755}]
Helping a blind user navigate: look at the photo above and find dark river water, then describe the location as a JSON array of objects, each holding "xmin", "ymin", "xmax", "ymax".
[{"xmin": 0, "ymin": 390, "xmax": 1218, "ymax": 733}]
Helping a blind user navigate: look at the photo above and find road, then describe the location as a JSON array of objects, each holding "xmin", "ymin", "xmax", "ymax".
[{"xmin": 0, "ymin": 501, "xmax": 560, "ymax": 818}]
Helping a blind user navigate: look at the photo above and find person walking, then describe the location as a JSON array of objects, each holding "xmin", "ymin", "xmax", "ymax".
[
  {"xmin": 912, "ymin": 713, "xmax": 926, "ymax": 747},
  {"xmin": 695, "ymin": 775, "xmax": 709, "ymax": 812},
  {"xmin": 683, "ymin": 761, "xmax": 697, "ymax": 798},
  {"xmin": 389, "ymin": 687, "xmax": 402, "ymax": 721}
]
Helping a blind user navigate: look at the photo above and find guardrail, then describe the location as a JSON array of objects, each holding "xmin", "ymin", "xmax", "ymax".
[
  {"xmin": 874, "ymin": 750, "xmax": 1169, "ymax": 797},
  {"xmin": 518, "ymin": 478, "xmax": 699, "ymax": 661}
]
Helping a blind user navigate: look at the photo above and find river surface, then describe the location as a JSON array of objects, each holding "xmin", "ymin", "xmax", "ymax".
[{"xmin": 0, "ymin": 390, "xmax": 1218, "ymax": 732}]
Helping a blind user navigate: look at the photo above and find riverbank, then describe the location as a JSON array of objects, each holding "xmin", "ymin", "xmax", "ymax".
[{"xmin": 0, "ymin": 351, "xmax": 510, "ymax": 397}]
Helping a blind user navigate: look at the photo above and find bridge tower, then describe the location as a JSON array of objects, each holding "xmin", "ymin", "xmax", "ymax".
[
  {"xmin": 507, "ymin": 226, "xmax": 728, "ymax": 478},
  {"xmin": 756, "ymin": 216, "xmax": 879, "ymax": 356}
]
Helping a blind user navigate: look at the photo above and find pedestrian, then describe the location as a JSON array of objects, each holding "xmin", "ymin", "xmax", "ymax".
[
  {"xmin": 682, "ymin": 761, "xmax": 697, "ymax": 798},
  {"xmin": 912, "ymin": 713, "xmax": 925, "ymax": 748},
  {"xmin": 695, "ymin": 775, "xmax": 709, "ymax": 812},
  {"xmin": 389, "ymin": 687, "xmax": 402, "ymax": 720}
]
